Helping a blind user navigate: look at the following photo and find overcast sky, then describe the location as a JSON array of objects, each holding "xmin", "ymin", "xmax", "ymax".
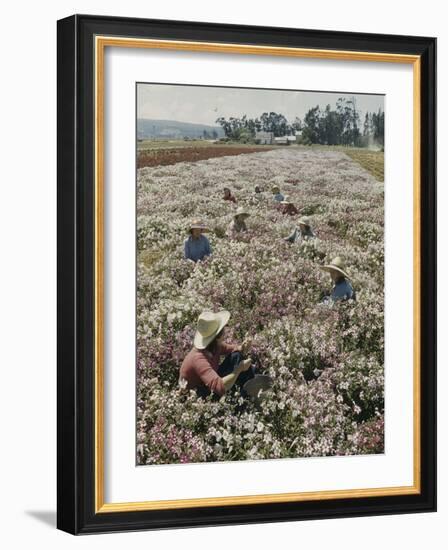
[{"xmin": 137, "ymin": 83, "xmax": 384, "ymax": 126}]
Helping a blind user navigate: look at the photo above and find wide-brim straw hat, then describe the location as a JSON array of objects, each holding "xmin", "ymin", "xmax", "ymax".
[
  {"xmin": 321, "ymin": 256, "xmax": 350, "ymax": 279},
  {"xmin": 271, "ymin": 185, "xmax": 280, "ymax": 193},
  {"xmin": 234, "ymin": 208, "xmax": 250, "ymax": 219},
  {"xmin": 194, "ymin": 310, "xmax": 230, "ymax": 350},
  {"xmin": 189, "ymin": 219, "xmax": 208, "ymax": 233},
  {"xmin": 298, "ymin": 216, "xmax": 311, "ymax": 226}
]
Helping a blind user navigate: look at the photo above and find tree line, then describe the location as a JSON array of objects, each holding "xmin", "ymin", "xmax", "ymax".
[
  {"xmin": 215, "ymin": 98, "xmax": 384, "ymax": 147},
  {"xmin": 215, "ymin": 113, "xmax": 301, "ymax": 142}
]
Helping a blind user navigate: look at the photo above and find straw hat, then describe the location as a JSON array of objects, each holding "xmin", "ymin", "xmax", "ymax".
[
  {"xmin": 189, "ymin": 219, "xmax": 208, "ymax": 233},
  {"xmin": 194, "ymin": 310, "xmax": 231, "ymax": 350},
  {"xmin": 234, "ymin": 207, "xmax": 250, "ymax": 220},
  {"xmin": 298, "ymin": 216, "xmax": 311, "ymax": 227},
  {"xmin": 271, "ymin": 185, "xmax": 280, "ymax": 194},
  {"xmin": 321, "ymin": 256, "xmax": 350, "ymax": 279}
]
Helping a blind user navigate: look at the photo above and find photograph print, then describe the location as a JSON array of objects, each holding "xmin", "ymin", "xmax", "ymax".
[{"xmin": 136, "ymin": 83, "xmax": 385, "ymax": 466}]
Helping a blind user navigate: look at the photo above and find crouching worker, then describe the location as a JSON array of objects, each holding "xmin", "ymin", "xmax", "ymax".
[
  {"xmin": 184, "ymin": 219, "xmax": 212, "ymax": 262},
  {"xmin": 279, "ymin": 196, "xmax": 299, "ymax": 216},
  {"xmin": 223, "ymin": 187, "xmax": 237, "ymax": 203},
  {"xmin": 320, "ymin": 256, "xmax": 356, "ymax": 303},
  {"xmin": 179, "ymin": 310, "xmax": 271, "ymax": 399},
  {"xmin": 226, "ymin": 208, "xmax": 250, "ymax": 238},
  {"xmin": 284, "ymin": 216, "xmax": 316, "ymax": 243},
  {"xmin": 271, "ymin": 185, "xmax": 285, "ymax": 202}
]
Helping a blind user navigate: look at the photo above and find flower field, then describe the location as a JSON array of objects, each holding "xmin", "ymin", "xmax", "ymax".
[{"xmin": 136, "ymin": 148, "xmax": 384, "ymax": 465}]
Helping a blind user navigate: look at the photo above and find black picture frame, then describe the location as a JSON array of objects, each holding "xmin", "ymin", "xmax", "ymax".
[{"xmin": 57, "ymin": 14, "xmax": 436, "ymax": 535}]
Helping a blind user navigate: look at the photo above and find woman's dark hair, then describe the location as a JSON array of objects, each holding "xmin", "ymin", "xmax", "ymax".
[{"xmin": 205, "ymin": 328, "xmax": 224, "ymax": 353}]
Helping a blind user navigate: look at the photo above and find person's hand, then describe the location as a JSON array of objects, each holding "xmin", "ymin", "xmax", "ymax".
[
  {"xmin": 237, "ymin": 358, "xmax": 252, "ymax": 373},
  {"xmin": 240, "ymin": 338, "xmax": 252, "ymax": 355}
]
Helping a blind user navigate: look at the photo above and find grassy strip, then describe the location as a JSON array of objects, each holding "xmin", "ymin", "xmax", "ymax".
[
  {"xmin": 342, "ymin": 149, "xmax": 384, "ymax": 182},
  {"xmin": 294, "ymin": 145, "xmax": 384, "ymax": 182}
]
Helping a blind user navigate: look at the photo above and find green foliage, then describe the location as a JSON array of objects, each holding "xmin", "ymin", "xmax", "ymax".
[
  {"xmin": 215, "ymin": 100, "xmax": 383, "ymax": 149},
  {"xmin": 216, "ymin": 112, "xmax": 295, "ymax": 141}
]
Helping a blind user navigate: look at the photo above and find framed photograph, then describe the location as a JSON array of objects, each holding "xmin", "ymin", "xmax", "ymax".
[{"xmin": 57, "ymin": 14, "xmax": 436, "ymax": 534}]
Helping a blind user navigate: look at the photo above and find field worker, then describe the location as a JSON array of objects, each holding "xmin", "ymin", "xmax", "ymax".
[
  {"xmin": 284, "ymin": 216, "xmax": 316, "ymax": 243},
  {"xmin": 184, "ymin": 219, "xmax": 212, "ymax": 262},
  {"xmin": 226, "ymin": 208, "xmax": 250, "ymax": 238},
  {"xmin": 223, "ymin": 187, "xmax": 237, "ymax": 203},
  {"xmin": 279, "ymin": 196, "xmax": 299, "ymax": 216},
  {"xmin": 320, "ymin": 256, "xmax": 356, "ymax": 303},
  {"xmin": 271, "ymin": 185, "xmax": 285, "ymax": 202},
  {"xmin": 179, "ymin": 311, "xmax": 271, "ymax": 398},
  {"xmin": 249, "ymin": 185, "xmax": 264, "ymax": 206}
]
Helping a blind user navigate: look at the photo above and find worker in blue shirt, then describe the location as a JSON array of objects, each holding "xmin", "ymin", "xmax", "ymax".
[
  {"xmin": 184, "ymin": 219, "xmax": 212, "ymax": 262},
  {"xmin": 320, "ymin": 256, "xmax": 356, "ymax": 303},
  {"xmin": 271, "ymin": 185, "xmax": 285, "ymax": 202}
]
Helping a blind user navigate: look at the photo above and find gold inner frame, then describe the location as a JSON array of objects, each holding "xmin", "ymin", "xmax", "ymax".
[{"xmin": 94, "ymin": 36, "xmax": 421, "ymax": 513}]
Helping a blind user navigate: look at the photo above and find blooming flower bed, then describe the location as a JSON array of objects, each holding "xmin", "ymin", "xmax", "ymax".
[{"xmin": 136, "ymin": 148, "xmax": 384, "ymax": 465}]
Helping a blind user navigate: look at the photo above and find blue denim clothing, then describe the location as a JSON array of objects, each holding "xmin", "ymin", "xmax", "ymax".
[
  {"xmin": 196, "ymin": 351, "xmax": 255, "ymax": 398},
  {"xmin": 273, "ymin": 193, "xmax": 284, "ymax": 202},
  {"xmin": 331, "ymin": 278, "xmax": 356, "ymax": 302},
  {"xmin": 184, "ymin": 234, "xmax": 212, "ymax": 262},
  {"xmin": 217, "ymin": 351, "xmax": 256, "ymax": 397}
]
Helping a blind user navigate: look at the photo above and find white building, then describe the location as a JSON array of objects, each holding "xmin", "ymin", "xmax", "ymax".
[
  {"xmin": 274, "ymin": 135, "xmax": 296, "ymax": 144},
  {"xmin": 255, "ymin": 131, "xmax": 274, "ymax": 144}
]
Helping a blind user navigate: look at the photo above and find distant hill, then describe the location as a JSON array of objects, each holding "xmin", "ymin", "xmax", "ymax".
[{"xmin": 137, "ymin": 119, "xmax": 225, "ymax": 139}]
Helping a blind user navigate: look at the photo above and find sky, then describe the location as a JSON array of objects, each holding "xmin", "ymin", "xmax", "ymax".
[{"xmin": 137, "ymin": 83, "xmax": 384, "ymax": 126}]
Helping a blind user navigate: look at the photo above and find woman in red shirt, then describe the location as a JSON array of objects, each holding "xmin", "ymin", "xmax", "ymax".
[
  {"xmin": 279, "ymin": 197, "xmax": 299, "ymax": 216},
  {"xmin": 179, "ymin": 311, "xmax": 270, "ymax": 398},
  {"xmin": 222, "ymin": 187, "xmax": 237, "ymax": 203}
]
